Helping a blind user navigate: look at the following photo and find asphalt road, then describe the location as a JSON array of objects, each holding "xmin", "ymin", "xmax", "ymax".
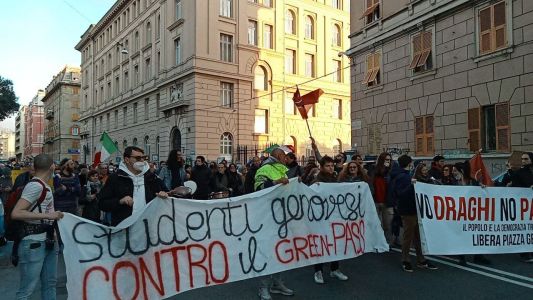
[{"xmin": 1, "ymin": 244, "xmax": 531, "ymax": 300}]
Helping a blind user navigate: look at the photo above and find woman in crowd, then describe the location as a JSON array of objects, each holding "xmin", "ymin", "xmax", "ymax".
[
  {"xmin": 441, "ymin": 164, "xmax": 456, "ymax": 185},
  {"xmin": 159, "ymin": 150, "xmax": 187, "ymax": 191},
  {"xmin": 79, "ymin": 170, "xmax": 103, "ymax": 223},
  {"xmin": 413, "ymin": 163, "xmax": 431, "ymax": 183},
  {"xmin": 338, "ymin": 161, "xmax": 368, "ymax": 183},
  {"xmin": 453, "ymin": 161, "xmax": 491, "ymax": 266},
  {"xmin": 373, "ymin": 152, "xmax": 393, "ymax": 243},
  {"xmin": 227, "ymin": 163, "xmax": 243, "ymax": 196}
]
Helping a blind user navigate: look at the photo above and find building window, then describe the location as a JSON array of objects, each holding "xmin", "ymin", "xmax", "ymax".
[
  {"xmin": 156, "ymin": 136, "xmax": 160, "ymax": 158},
  {"xmin": 264, "ymin": 0, "xmax": 272, "ymax": 8},
  {"xmin": 114, "ymin": 110, "xmax": 118, "ymax": 129},
  {"xmin": 156, "ymin": 51, "xmax": 161, "ymax": 74},
  {"xmin": 145, "ymin": 22, "xmax": 151, "ymax": 45},
  {"xmin": 107, "ymin": 53, "xmax": 112, "ymax": 72},
  {"xmin": 71, "ymin": 126, "xmax": 79, "ymax": 136},
  {"xmin": 332, "ymin": 24, "xmax": 341, "ymax": 47},
  {"xmin": 410, "ymin": 31, "xmax": 433, "ymax": 73},
  {"xmin": 415, "ymin": 115, "xmax": 434, "ymax": 156},
  {"xmin": 107, "ymin": 82, "xmax": 111, "ymax": 101},
  {"xmin": 332, "ymin": 60, "xmax": 342, "ymax": 82},
  {"xmin": 333, "ymin": 139, "xmax": 342, "ymax": 154},
  {"xmin": 156, "ymin": 14, "xmax": 161, "ymax": 39},
  {"xmin": 285, "ymin": 49, "xmax": 296, "ymax": 74},
  {"xmin": 123, "ymin": 70, "xmax": 129, "ymax": 91},
  {"xmin": 332, "ymin": 99, "xmax": 342, "ymax": 119},
  {"xmin": 285, "ymin": 10, "xmax": 295, "ymax": 34},
  {"xmin": 106, "ymin": 113, "xmax": 110, "ymax": 131},
  {"xmin": 123, "ymin": 106, "xmax": 128, "ymax": 126},
  {"xmin": 305, "ymin": 53, "xmax": 315, "ymax": 77},
  {"xmin": 134, "ymin": 31, "xmax": 139, "ymax": 52},
  {"xmin": 220, "ymin": 82, "xmax": 234, "ymax": 108},
  {"xmin": 220, "ymin": 34, "xmax": 233, "ymax": 62},
  {"xmin": 478, "ymin": 1, "xmax": 507, "ymax": 55},
  {"xmin": 133, "ymin": 137, "xmax": 138, "ymax": 146},
  {"xmin": 362, "ymin": 0, "xmax": 380, "ymax": 25},
  {"xmin": 305, "ymin": 16, "xmax": 314, "ymax": 39},
  {"xmin": 220, "ymin": 0, "xmax": 233, "ymax": 18},
  {"xmin": 254, "ymin": 109, "xmax": 268, "ymax": 134},
  {"xmin": 175, "ymin": 37, "xmax": 181, "ymax": 65},
  {"xmin": 285, "ymin": 94, "xmax": 296, "ymax": 115},
  {"xmin": 176, "ymin": 0, "xmax": 182, "ymax": 20},
  {"xmin": 220, "ymin": 132, "xmax": 233, "ymax": 155},
  {"xmin": 144, "ymin": 98, "xmax": 149, "ymax": 120},
  {"xmin": 263, "ymin": 24, "xmax": 273, "ymax": 49},
  {"xmin": 254, "ymin": 66, "xmax": 268, "ymax": 91},
  {"xmin": 331, "ymin": 0, "xmax": 342, "ymax": 9},
  {"xmin": 144, "ymin": 136, "xmax": 150, "ymax": 155},
  {"xmin": 468, "ymin": 103, "xmax": 509, "ymax": 152},
  {"xmin": 145, "ymin": 58, "xmax": 151, "ymax": 81},
  {"xmin": 156, "ymin": 93, "xmax": 160, "ymax": 117},
  {"xmin": 134, "ymin": 65, "xmax": 139, "ymax": 85},
  {"xmin": 133, "ymin": 102, "xmax": 138, "ymax": 123},
  {"xmin": 362, "ymin": 52, "xmax": 381, "ymax": 86},
  {"xmin": 114, "ymin": 76, "xmax": 119, "ymax": 96},
  {"xmin": 248, "ymin": 20, "xmax": 258, "ymax": 46}
]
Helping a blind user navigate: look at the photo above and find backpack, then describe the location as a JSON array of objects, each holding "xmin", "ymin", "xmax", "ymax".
[{"xmin": 3, "ymin": 178, "xmax": 47, "ymax": 242}]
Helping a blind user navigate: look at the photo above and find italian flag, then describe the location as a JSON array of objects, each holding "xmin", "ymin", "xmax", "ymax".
[{"xmin": 93, "ymin": 132, "xmax": 119, "ymax": 167}]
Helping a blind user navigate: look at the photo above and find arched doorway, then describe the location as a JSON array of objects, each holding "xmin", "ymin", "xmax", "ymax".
[{"xmin": 170, "ymin": 127, "xmax": 182, "ymax": 151}]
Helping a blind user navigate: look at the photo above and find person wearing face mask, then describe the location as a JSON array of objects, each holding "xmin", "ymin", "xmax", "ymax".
[
  {"xmin": 98, "ymin": 146, "xmax": 169, "ymax": 226},
  {"xmin": 393, "ymin": 155, "xmax": 438, "ymax": 272},
  {"xmin": 53, "ymin": 158, "xmax": 81, "ymax": 216}
]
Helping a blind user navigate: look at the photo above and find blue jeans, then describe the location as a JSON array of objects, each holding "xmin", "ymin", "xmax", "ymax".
[{"xmin": 16, "ymin": 239, "xmax": 58, "ymax": 300}]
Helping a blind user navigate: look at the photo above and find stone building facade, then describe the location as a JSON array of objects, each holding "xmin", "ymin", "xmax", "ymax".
[
  {"xmin": 23, "ymin": 91, "xmax": 45, "ymax": 159},
  {"xmin": 15, "ymin": 104, "xmax": 28, "ymax": 160},
  {"xmin": 347, "ymin": 0, "xmax": 533, "ymax": 169},
  {"xmin": 42, "ymin": 66, "xmax": 82, "ymax": 162},
  {"xmin": 0, "ymin": 129, "xmax": 15, "ymax": 160},
  {"xmin": 76, "ymin": 0, "xmax": 351, "ymax": 164}
]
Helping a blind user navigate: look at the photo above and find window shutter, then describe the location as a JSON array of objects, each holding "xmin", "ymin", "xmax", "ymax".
[
  {"xmin": 368, "ymin": 53, "xmax": 380, "ymax": 83},
  {"xmin": 415, "ymin": 117, "xmax": 424, "ymax": 155},
  {"xmin": 361, "ymin": 0, "xmax": 378, "ymax": 19},
  {"xmin": 363, "ymin": 54, "xmax": 373, "ymax": 84},
  {"xmin": 493, "ymin": 2, "xmax": 506, "ymax": 49},
  {"xmin": 479, "ymin": 7, "xmax": 492, "ymax": 54},
  {"xmin": 495, "ymin": 102, "xmax": 510, "ymax": 152},
  {"xmin": 409, "ymin": 34, "xmax": 422, "ymax": 69},
  {"xmin": 468, "ymin": 108, "xmax": 481, "ymax": 152},
  {"xmin": 425, "ymin": 116, "xmax": 434, "ymax": 154},
  {"xmin": 417, "ymin": 31, "xmax": 432, "ymax": 67}
]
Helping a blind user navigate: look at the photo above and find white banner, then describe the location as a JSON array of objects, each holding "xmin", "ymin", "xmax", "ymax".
[
  {"xmin": 415, "ymin": 182, "xmax": 533, "ymax": 255},
  {"xmin": 58, "ymin": 180, "xmax": 388, "ymax": 300}
]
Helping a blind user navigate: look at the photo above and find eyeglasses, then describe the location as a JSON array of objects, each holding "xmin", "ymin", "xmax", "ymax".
[{"xmin": 129, "ymin": 155, "xmax": 148, "ymax": 161}]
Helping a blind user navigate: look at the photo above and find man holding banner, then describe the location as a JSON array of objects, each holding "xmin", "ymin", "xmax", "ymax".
[
  {"xmin": 98, "ymin": 146, "xmax": 169, "ymax": 226},
  {"xmin": 393, "ymin": 155, "xmax": 438, "ymax": 272},
  {"xmin": 254, "ymin": 146, "xmax": 294, "ymax": 300}
]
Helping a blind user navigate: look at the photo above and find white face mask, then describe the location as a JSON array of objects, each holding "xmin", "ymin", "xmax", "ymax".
[
  {"xmin": 133, "ymin": 161, "xmax": 146, "ymax": 171},
  {"xmin": 384, "ymin": 161, "xmax": 390, "ymax": 167}
]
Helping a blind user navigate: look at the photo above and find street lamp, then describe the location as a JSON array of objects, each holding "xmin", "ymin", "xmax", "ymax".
[{"xmin": 116, "ymin": 42, "xmax": 128, "ymax": 55}]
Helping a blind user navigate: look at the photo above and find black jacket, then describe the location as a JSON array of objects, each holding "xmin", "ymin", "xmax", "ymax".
[
  {"xmin": 191, "ymin": 164, "xmax": 212, "ymax": 199},
  {"xmin": 511, "ymin": 165, "xmax": 533, "ymax": 188},
  {"xmin": 390, "ymin": 166, "xmax": 416, "ymax": 216},
  {"xmin": 98, "ymin": 169, "xmax": 167, "ymax": 226}
]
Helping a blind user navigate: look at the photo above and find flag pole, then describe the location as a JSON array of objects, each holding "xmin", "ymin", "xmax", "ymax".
[{"xmin": 305, "ymin": 119, "xmax": 313, "ymax": 139}]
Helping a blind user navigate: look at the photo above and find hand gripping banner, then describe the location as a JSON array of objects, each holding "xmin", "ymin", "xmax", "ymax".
[
  {"xmin": 58, "ymin": 180, "xmax": 388, "ymax": 300},
  {"xmin": 414, "ymin": 182, "xmax": 533, "ymax": 255}
]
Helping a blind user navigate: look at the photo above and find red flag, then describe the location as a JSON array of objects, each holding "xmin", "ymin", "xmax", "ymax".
[
  {"xmin": 292, "ymin": 88, "xmax": 323, "ymax": 119},
  {"xmin": 470, "ymin": 152, "xmax": 494, "ymax": 186}
]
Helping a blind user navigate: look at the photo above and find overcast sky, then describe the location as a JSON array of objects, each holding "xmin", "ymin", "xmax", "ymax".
[{"xmin": 0, "ymin": 0, "xmax": 115, "ymax": 131}]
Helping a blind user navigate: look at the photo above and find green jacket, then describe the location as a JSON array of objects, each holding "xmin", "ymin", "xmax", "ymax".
[{"xmin": 254, "ymin": 157, "xmax": 288, "ymax": 191}]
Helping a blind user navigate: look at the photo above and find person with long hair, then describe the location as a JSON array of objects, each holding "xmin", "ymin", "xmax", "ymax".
[
  {"xmin": 159, "ymin": 150, "xmax": 186, "ymax": 190},
  {"xmin": 226, "ymin": 163, "xmax": 243, "ymax": 196},
  {"xmin": 453, "ymin": 161, "xmax": 491, "ymax": 266},
  {"xmin": 413, "ymin": 162, "xmax": 431, "ymax": 183},
  {"xmin": 338, "ymin": 161, "xmax": 368, "ymax": 183},
  {"xmin": 441, "ymin": 164, "xmax": 456, "ymax": 185},
  {"xmin": 373, "ymin": 152, "xmax": 393, "ymax": 243}
]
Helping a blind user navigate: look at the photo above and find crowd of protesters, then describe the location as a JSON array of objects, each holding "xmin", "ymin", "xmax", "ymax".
[{"xmin": 0, "ymin": 143, "xmax": 532, "ymax": 300}]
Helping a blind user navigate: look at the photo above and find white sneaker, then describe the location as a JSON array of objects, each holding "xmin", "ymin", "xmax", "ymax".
[
  {"xmin": 270, "ymin": 280, "xmax": 294, "ymax": 296},
  {"xmin": 314, "ymin": 271, "xmax": 324, "ymax": 284},
  {"xmin": 258, "ymin": 287, "xmax": 272, "ymax": 300},
  {"xmin": 330, "ymin": 270, "xmax": 349, "ymax": 281}
]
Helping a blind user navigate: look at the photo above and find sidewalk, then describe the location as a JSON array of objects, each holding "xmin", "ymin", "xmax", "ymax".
[{"xmin": 0, "ymin": 242, "xmax": 67, "ymax": 299}]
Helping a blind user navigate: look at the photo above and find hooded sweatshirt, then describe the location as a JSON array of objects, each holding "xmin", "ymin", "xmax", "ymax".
[{"xmin": 119, "ymin": 161, "xmax": 149, "ymax": 216}]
